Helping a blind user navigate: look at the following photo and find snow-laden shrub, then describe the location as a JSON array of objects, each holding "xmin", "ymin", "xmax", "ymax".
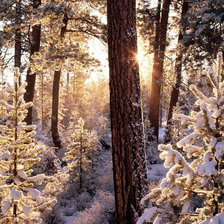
[
  {"xmin": 75, "ymin": 190, "xmax": 115, "ymax": 224},
  {"xmin": 42, "ymin": 123, "xmax": 113, "ymax": 222},
  {"xmin": 94, "ymin": 150, "xmax": 114, "ymax": 192},
  {"xmin": 47, "ymin": 186, "xmax": 93, "ymax": 221},
  {"xmin": 32, "ymin": 142, "xmax": 59, "ymax": 175},
  {"xmin": 65, "ymin": 118, "xmax": 100, "ymax": 192},
  {"xmin": 73, "ymin": 191, "xmax": 92, "ymax": 211},
  {"xmin": 0, "ymin": 70, "xmax": 55, "ymax": 223},
  {"xmin": 139, "ymin": 53, "xmax": 224, "ymax": 224},
  {"xmin": 42, "ymin": 206, "xmax": 65, "ymax": 224}
]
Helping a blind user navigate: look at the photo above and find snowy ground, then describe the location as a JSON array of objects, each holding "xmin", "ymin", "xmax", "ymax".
[
  {"xmin": 64, "ymin": 215, "xmax": 79, "ymax": 224},
  {"xmin": 148, "ymin": 164, "xmax": 168, "ymax": 182},
  {"xmin": 159, "ymin": 127, "xmax": 166, "ymax": 143}
]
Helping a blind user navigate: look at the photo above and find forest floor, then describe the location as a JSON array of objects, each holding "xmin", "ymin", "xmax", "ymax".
[{"xmin": 35, "ymin": 125, "xmax": 168, "ymax": 224}]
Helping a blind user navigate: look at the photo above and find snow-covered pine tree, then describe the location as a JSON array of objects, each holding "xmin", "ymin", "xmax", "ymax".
[
  {"xmin": 65, "ymin": 118, "xmax": 99, "ymax": 192},
  {"xmin": 138, "ymin": 52, "xmax": 224, "ymax": 224},
  {"xmin": 0, "ymin": 69, "xmax": 53, "ymax": 223}
]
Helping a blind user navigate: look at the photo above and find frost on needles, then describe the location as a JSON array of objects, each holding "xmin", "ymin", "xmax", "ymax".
[
  {"xmin": 138, "ymin": 52, "xmax": 224, "ymax": 224},
  {"xmin": 0, "ymin": 69, "xmax": 54, "ymax": 224}
]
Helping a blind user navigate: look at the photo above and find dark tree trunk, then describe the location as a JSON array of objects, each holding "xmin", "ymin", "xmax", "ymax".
[
  {"xmin": 15, "ymin": 0, "xmax": 22, "ymax": 85},
  {"xmin": 13, "ymin": 76, "xmax": 19, "ymax": 220},
  {"xmin": 107, "ymin": 1, "xmax": 148, "ymax": 223},
  {"xmin": 41, "ymin": 74, "xmax": 44, "ymax": 129},
  {"xmin": 51, "ymin": 14, "xmax": 68, "ymax": 148},
  {"xmin": 149, "ymin": 0, "xmax": 171, "ymax": 140},
  {"xmin": 153, "ymin": 0, "xmax": 161, "ymax": 53},
  {"xmin": 51, "ymin": 70, "xmax": 62, "ymax": 148},
  {"xmin": 167, "ymin": 0, "xmax": 189, "ymax": 123},
  {"xmin": 24, "ymin": 0, "xmax": 41, "ymax": 125},
  {"xmin": 79, "ymin": 136, "xmax": 83, "ymax": 192},
  {"xmin": 148, "ymin": 0, "xmax": 161, "ymax": 141}
]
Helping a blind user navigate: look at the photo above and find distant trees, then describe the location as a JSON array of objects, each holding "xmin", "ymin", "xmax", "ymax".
[
  {"xmin": 0, "ymin": 0, "xmax": 29, "ymax": 84},
  {"xmin": 0, "ymin": 0, "xmax": 106, "ymax": 146},
  {"xmin": 107, "ymin": 0, "xmax": 147, "ymax": 223},
  {"xmin": 149, "ymin": 0, "xmax": 171, "ymax": 140},
  {"xmin": 139, "ymin": 0, "xmax": 223, "ymax": 141},
  {"xmin": 167, "ymin": 0, "xmax": 189, "ymax": 123},
  {"xmin": 167, "ymin": 0, "xmax": 223, "ymax": 124},
  {"xmin": 38, "ymin": 1, "xmax": 105, "ymax": 147},
  {"xmin": 24, "ymin": 0, "xmax": 41, "ymax": 125},
  {"xmin": 65, "ymin": 118, "xmax": 98, "ymax": 192},
  {"xmin": 183, "ymin": 0, "xmax": 224, "ymax": 64},
  {"xmin": 51, "ymin": 13, "xmax": 68, "ymax": 149}
]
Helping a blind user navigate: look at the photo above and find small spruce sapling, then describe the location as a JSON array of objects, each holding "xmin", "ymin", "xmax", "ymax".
[
  {"xmin": 139, "ymin": 52, "xmax": 224, "ymax": 224},
  {"xmin": 65, "ymin": 118, "xmax": 99, "ymax": 192},
  {"xmin": 0, "ymin": 69, "xmax": 53, "ymax": 223}
]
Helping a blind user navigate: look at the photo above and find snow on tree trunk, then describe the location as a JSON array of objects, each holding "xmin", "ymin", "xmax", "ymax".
[{"xmin": 107, "ymin": 0, "xmax": 148, "ymax": 223}]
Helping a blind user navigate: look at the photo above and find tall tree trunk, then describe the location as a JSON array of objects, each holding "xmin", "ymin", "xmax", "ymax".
[
  {"xmin": 41, "ymin": 73, "xmax": 44, "ymax": 130},
  {"xmin": 51, "ymin": 14, "xmax": 68, "ymax": 148},
  {"xmin": 13, "ymin": 74, "xmax": 19, "ymax": 221},
  {"xmin": 107, "ymin": 1, "xmax": 147, "ymax": 223},
  {"xmin": 149, "ymin": 0, "xmax": 171, "ymax": 140},
  {"xmin": 79, "ymin": 136, "xmax": 83, "ymax": 192},
  {"xmin": 24, "ymin": 0, "xmax": 41, "ymax": 125},
  {"xmin": 153, "ymin": 0, "xmax": 161, "ymax": 54},
  {"xmin": 167, "ymin": 0, "xmax": 189, "ymax": 123},
  {"xmin": 0, "ymin": 63, "xmax": 4, "ymax": 98},
  {"xmin": 51, "ymin": 70, "xmax": 62, "ymax": 148},
  {"xmin": 15, "ymin": 0, "xmax": 22, "ymax": 85},
  {"xmin": 148, "ymin": 0, "xmax": 161, "ymax": 141}
]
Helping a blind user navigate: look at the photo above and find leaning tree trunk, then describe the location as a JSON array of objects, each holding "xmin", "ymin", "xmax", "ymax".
[
  {"xmin": 24, "ymin": 0, "xmax": 41, "ymax": 125},
  {"xmin": 15, "ymin": 0, "xmax": 22, "ymax": 85},
  {"xmin": 107, "ymin": 0, "xmax": 148, "ymax": 223},
  {"xmin": 167, "ymin": 0, "xmax": 189, "ymax": 123},
  {"xmin": 51, "ymin": 14, "xmax": 68, "ymax": 148},
  {"xmin": 149, "ymin": 0, "xmax": 171, "ymax": 140}
]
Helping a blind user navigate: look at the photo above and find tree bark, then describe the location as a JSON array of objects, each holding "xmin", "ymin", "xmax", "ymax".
[
  {"xmin": 167, "ymin": 0, "xmax": 189, "ymax": 123},
  {"xmin": 79, "ymin": 135, "xmax": 83, "ymax": 192},
  {"xmin": 41, "ymin": 73, "xmax": 44, "ymax": 129},
  {"xmin": 149, "ymin": 0, "xmax": 171, "ymax": 140},
  {"xmin": 24, "ymin": 0, "xmax": 41, "ymax": 125},
  {"xmin": 13, "ymin": 74, "xmax": 19, "ymax": 221},
  {"xmin": 51, "ymin": 14, "xmax": 68, "ymax": 148},
  {"xmin": 51, "ymin": 70, "xmax": 62, "ymax": 148},
  {"xmin": 153, "ymin": 0, "xmax": 161, "ymax": 53},
  {"xmin": 107, "ymin": 1, "xmax": 148, "ymax": 223},
  {"xmin": 14, "ymin": 0, "xmax": 22, "ymax": 85}
]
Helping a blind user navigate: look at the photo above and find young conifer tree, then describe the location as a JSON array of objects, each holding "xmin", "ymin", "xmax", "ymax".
[
  {"xmin": 65, "ymin": 118, "xmax": 98, "ymax": 191},
  {"xmin": 0, "ymin": 69, "xmax": 53, "ymax": 223},
  {"xmin": 138, "ymin": 52, "xmax": 224, "ymax": 224}
]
